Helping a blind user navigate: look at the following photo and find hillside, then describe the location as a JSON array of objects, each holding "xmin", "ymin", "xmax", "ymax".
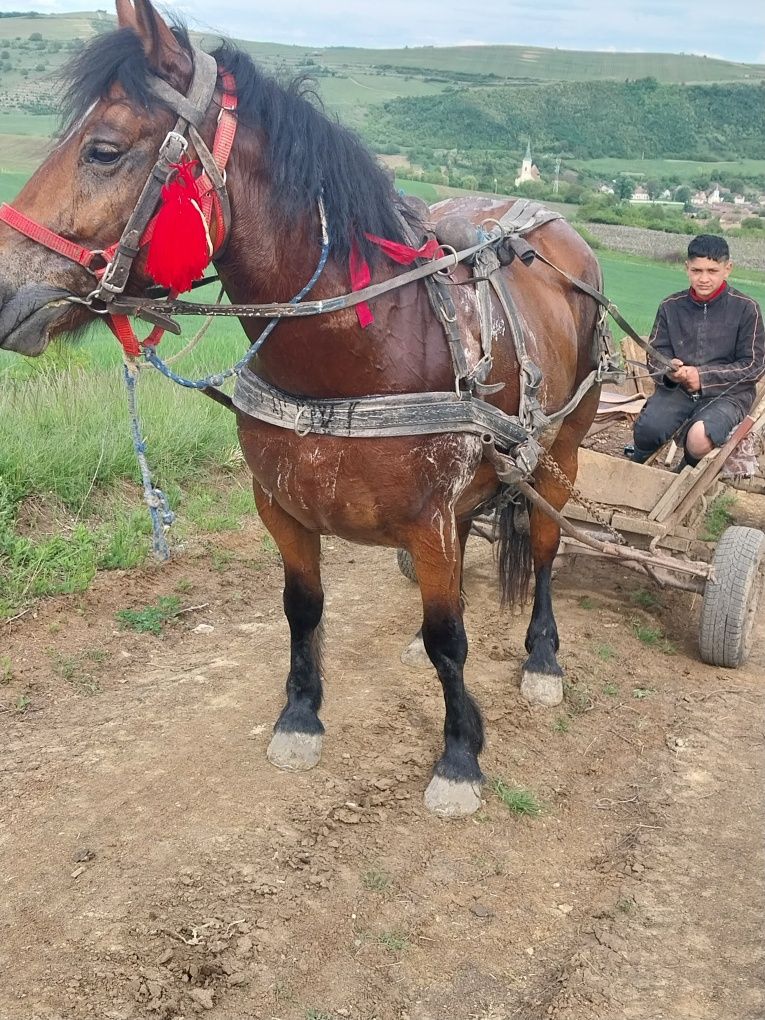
[
  {"xmin": 365, "ymin": 80, "xmax": 765, "ymax": 161},
  {"xmin": 0, "ymin": 11, "xmax": 764, "ymax": 178}
]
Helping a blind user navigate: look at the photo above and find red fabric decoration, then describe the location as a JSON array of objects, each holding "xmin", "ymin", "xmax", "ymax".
[
  {"xmin": 146, "ymin": 160, "xmax": 212, "ymax": 293},
  {"xmin": 349, "ymin": 233, "xmax": 441, "ymax": 328}
]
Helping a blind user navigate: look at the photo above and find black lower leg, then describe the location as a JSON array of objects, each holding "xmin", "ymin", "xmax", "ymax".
[
  {"xmin": 422, "ymin": 610, "xmax": 484, "ymax": 783},
  {"xmin": 524, "ymin": 563, "xmax": 562, "ymax": 676},
  {"xmin": 274, "ymin": 577, "xmax": 325, "ymax": 736}
]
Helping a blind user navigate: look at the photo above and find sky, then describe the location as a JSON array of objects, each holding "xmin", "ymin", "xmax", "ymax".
[{"xmin": 1, "ymin": 0, "xmax": 764, "ymax": 63}]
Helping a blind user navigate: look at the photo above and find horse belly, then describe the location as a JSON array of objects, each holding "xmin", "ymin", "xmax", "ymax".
[{"xmin": 240, "ymin": 423, "xmax": 484, "ymax": 544}]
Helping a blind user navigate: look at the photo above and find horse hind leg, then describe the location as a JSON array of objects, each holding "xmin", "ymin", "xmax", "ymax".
[
  {"xmin": 495, "ymin": 496, "xmax": 561, "ymax": 704},
  {"xmin": 254, "ymin": 486, "xmax": 325, "ymax": 771},
  {"xmin": 409, "ymin": 513, "xmax": 484, "ymax": 818},
  {"xmin": 520, "ymin": 392, "xmax": 599, "ymax": 706}
]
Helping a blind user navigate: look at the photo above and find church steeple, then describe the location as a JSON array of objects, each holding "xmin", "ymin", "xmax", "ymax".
[{"xmin": 515, "ymin": 139, "xmax": 541, "ymax": 187}]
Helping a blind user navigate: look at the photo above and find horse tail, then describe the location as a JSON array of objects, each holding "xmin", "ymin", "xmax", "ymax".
[{"xmin": 495, "ymin": 494, "xmax": 532, "ymax": 607}]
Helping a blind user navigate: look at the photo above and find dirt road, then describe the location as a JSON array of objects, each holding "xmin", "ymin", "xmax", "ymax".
[{"xmin": 1, "ymin": 522, "xmax": 762, "ymax": 1020}]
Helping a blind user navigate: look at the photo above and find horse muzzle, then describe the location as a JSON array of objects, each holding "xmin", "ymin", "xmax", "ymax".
[{"xmin": 0, "ymin": 284, "xmax": 75, "ymax": 355}]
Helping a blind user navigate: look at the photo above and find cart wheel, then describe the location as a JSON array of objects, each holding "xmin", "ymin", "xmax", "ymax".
[
  {"xmin": 699, "ymin": 526, "xmax": 765, "ymax": 668},
  {"xmin": 396, "ymin": 548, "xmax": 417, "ymax": 583}
]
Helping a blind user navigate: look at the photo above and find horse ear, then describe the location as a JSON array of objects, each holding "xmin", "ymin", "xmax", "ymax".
[
  {"xmin": 116, "ymin": 0, "xmax": 138, "ymax": 30},
  {"xmin": 121, "ymin": 0, "xmax": 192, "ymax": 86}
]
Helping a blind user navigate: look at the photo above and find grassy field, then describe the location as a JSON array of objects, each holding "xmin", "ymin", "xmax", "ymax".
[
  {"xmin": 571, "ymin": 156, "xmax": 765, "ymax": 183},
  {"xmin": 230, "ymin": 39, "xmax": 765, "ymax": 85},
  {"xmin": 599, "ymin": 250, "xmax": 765, "ymax": 335}
]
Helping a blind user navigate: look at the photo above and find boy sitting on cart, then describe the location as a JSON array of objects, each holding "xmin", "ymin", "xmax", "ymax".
[{"xmin": 629, "ymin": 234, "xmax": 765, "ymax": 467}]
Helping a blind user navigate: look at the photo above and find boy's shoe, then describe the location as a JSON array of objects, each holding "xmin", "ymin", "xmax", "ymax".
[{"xmin": 623, "ymin": 444, "xmax": 653, "ymax": 464}]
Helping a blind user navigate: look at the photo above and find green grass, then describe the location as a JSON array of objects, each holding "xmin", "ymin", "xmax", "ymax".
[
  {"xmin": 395, "ymin": 177, "xmax": 440, "ymax": 203},
  {"xmin": 632, "ymin": 687, "xmax": 656, "ymax": 699},
  {"xmin": 491, "ymin": 779, "xmax": 542, "ymax": 816},
  {"xmin": 632, "ymin": 621, "xmax": 676, "ymax": 654},
  {"xmin": 599, "ymin": 250, "xmax": 765, "ymax": 339},
  {"xmin": 361, "ymin": 867, "xmax": 392, "ymax": 893},
  {"xmin": 376, "ymin": 932, "xmax": 409, "ymax": 952},
  {"xmin": 629, "ymin": 588, "xmax": 663, "ymax": 611},
  {"xmin": 49, "ymin": 647, "xmax": 105, "ymax": 695},
  {"xmin": 116, "ymin": 595, "xmax": 182, "ymax": 635},
  {"xmin": 701, "ymin": 493, "xmax": 736, "ymax": 542}
]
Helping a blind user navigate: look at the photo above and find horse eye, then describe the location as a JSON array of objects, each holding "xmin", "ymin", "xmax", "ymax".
[{"xmin": 85, "ymin": 144, "xmax": 122, "ymax": 166}]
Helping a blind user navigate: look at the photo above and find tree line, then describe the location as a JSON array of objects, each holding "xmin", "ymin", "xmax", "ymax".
[{"xmin": 365, "ymin": 78, "xmax": 765, "ymax": 162}]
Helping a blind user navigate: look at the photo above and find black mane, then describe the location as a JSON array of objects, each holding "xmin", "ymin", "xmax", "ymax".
[{"xmin": 59, "ymin": 30, "xmax": 417, "ymax": 264}]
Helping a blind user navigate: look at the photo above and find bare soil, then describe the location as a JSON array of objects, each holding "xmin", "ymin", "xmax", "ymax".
[{"xmin": 1, "ymin": 519, "xmax": 763, "ymax": 1020}]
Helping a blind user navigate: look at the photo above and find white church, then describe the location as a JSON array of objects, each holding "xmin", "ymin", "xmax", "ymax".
[{"xmin": 515, "ymin": 141, "xmax": 542, "ymax": 186}]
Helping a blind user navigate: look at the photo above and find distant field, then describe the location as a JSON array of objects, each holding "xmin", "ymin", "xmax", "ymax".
[
  {"xmin": 0, "ymin": 13, "xmax": 105, "ymax": 41},
  {"xmin": 571, "ymin": 157, "xmax": 765, "ymax": 182},
  {"xmin": 229, "ymin": 39, "xmax": 765, "ymax": 84},
  {"xmin": 598, "ymin": 250, "xmax": 765, "ymax": 336},
  {"xmin": 0, "ymin": 170, "xmax": 29, "ymax": 202}
]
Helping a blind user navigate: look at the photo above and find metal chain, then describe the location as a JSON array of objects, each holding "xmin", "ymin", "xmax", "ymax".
[{"xmin": 539, "ymin": 449, "xmax": 626, "ymax": 545}]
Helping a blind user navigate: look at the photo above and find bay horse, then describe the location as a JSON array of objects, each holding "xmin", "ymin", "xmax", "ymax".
[{"xmin": 0, "ymin": 0, "xmax": 605, "ymax": 817}]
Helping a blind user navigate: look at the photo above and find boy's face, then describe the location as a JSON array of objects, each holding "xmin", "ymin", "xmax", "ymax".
[{"xmin": 685, "ymin": 256, "xmax": 732, "ymax": 297}]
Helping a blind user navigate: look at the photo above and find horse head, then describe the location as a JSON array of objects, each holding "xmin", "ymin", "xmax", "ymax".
[{"xmin": 0, "ymin": 0, "xmax": 198, "ymax": 355}]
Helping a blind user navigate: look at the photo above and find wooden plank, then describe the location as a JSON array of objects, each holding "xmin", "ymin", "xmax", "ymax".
[
  {"xmin": 575, "ymin": 448, "xmax": 671, "ymax": 512},
  {"xmin": 611, "ymin": 512, "xmax": 669, "ymax": 538},
  {"xmin": 649, "ymin": 462, "xmax": 701, "ymax": 521},
  {"xmin": 663, "ymin": 417, "xmax": 755, "ymax": 530}
]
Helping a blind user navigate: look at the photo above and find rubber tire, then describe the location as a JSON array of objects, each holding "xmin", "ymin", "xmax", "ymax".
[
  {"xmin": 699, "ymin": 525, "xmax": 765, "ymax": 668},
  {"xmin": 396, "ymin": 548, "xmax": 417, "ymax": 583}
]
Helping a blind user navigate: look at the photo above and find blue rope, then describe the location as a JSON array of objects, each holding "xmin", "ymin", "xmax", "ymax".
[
  {"xmin": 120, "ymin": 231, "xmax": 330, "ymax": 560},
  {"xmin": 123, "ymin": 363, "xmax": 175, "ymax": 561},
  {"xmin": 142, "ymin": 235, "xmax": 330, "ymax": 388}
]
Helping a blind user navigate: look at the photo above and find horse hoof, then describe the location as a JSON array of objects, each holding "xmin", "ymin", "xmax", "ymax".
[
  {"xmin": 267, "ymin": 731, "xmax": 323, "ymax": 771},
  {"xmin": 400, "ymin": 633, "xmax": 430, "ymax": 669},
  {"xmin": 424, "ymin": 775, "xmax": 482, "ymax": 818},
  {"xmin": 521, "ymin": 671, "xmax": 563, "ymax": 707}
]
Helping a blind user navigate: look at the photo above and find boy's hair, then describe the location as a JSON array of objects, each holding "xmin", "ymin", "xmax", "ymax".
[{"xmin": 687, "ymin": 234, "xmax": 730, "ymax": 262}]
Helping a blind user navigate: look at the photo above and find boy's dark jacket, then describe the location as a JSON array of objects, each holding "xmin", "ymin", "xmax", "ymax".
[{"xmin": 648, "ymin": 284, "xmax": 764, "ymax": 412}]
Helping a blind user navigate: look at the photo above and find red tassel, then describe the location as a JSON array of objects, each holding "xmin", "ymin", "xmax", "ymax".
[{"xmin": 146, "ymin": 160, "xmax": 212, "ymax": 293}]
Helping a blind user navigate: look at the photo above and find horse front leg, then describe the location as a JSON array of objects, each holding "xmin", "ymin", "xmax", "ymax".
[
  {"xmin": 401, "ymin": 517, "xmax": 471, "ymax": 667},
  {"xmin": 409, "ymin": 512, "xmax": 484, "ymax": 818},
  {"xmin": 253, "ymin": 484, "xmax": 325, "ymax": 771}
]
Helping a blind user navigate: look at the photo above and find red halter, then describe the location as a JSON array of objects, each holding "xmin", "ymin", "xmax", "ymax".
[{"xmin": 0, "ymin": 69, "xmax": 238, "ymax": 357}]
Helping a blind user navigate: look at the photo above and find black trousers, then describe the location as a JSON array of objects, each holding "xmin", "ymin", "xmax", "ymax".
[{"xmin": 633, "ymin": 385, "xmax": 743, "ymax": 458}]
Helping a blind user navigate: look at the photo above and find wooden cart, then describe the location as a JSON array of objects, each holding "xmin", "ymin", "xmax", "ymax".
[{"xmin": 397, "ymin": 386, "xmax": 765, "ymax": 669}]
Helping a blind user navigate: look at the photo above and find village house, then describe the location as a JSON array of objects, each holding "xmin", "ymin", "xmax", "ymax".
[{"xmin": 630, "ymin": 184, "xmax": 650, "ymax": 202}]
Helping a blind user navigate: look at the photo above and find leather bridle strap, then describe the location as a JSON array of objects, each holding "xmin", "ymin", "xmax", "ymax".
[
  {"xmin": 0, "ymin": 46, "xmax": 238, "ymax": 357},
  {"xmin": 0, "ymin": 204, "xmax": 105, "ymax": 269}
]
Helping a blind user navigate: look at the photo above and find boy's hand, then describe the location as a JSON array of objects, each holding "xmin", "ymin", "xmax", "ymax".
[{"xmin": 673, "ymin": 364, "xmax": 701, "ymax": 392}]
